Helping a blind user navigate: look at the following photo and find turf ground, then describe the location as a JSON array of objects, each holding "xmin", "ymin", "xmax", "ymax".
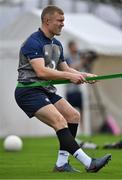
[{"xmin": 0, "ymin": 134, "xmax": 122, "ymax": 179}]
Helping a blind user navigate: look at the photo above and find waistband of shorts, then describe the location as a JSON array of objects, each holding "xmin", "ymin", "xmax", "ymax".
[{"xmin": 17, "ymin": 81, "xmax": 52, "ymax": 88}]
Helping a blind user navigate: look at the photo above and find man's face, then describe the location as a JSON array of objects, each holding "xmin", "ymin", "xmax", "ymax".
[{"xmin": 47, "ymin": 12, "xmax": 64, "ymax": 36}]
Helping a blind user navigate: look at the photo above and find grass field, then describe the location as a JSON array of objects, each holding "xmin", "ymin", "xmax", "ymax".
[{"xmin": 0, "ymin": 134, "xmax": 122, "ymax": 179}]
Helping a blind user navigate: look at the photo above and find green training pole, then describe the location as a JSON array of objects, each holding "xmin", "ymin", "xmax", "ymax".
[
  {"xmin": 51, "ymin": 73, "xmax": 122, "ymax": 85},
  {"xmin": 17, "ymin": 73, "xmax": 122, "ymax": 87}
]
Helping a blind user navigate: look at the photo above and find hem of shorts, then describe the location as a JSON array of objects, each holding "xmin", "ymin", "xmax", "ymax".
[
  {"xmin": 28, "ymin": 103, "xmax": 52, "ymax": 118},
  {"xmin": 26, "ymin": 96, "xmax": 62, "ymax": 118}
]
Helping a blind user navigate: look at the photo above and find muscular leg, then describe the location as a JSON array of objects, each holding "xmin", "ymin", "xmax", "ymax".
[
  {"xmin": 54, "ymin": 98, "xmax": 80, "ymax": 167},
  {"xmin": 35, "ymin": 104, "xmax": 67, "ymax": 131},
  {"xmin": 54, "ymin": 98, "xmax": 80, "ymax": 138},
  {"xmin": 54, "ymin": 98, "xmax": 80, "ymax": 124},
  {"xmin": 35, "ymin": 103, "xmax": 91, "ymax": 169}
]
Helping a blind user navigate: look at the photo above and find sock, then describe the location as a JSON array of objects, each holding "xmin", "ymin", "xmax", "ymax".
[
  {"xmin": 56, "ymin": 124, "xmax": 78, "ymax": 167},
  {"xmin": 68, "ymin": 123, "xmax": 78, "ymax": 138},
  {"xmin": 56, "ymin": 150, "xmax": 69, "ymax": 167},
  {"xmin": 68, "ymin": 123, "xmax": 91, "ymax": 166},
  {"xmin": 73, "ymin": 148, "xmax": 92, "ymax": 168},
  {"xmin": 56, "ymin": 128, "xmax": 80, "ymax": 155},
  {"xmin": 56, "ymin": 128, "xmax": 92, "ymax": 168}
]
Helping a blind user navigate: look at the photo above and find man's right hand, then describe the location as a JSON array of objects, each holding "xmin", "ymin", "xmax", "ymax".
[{"xmin": 69, "ymin": 73, "xmax": 86, "ymax": 84}]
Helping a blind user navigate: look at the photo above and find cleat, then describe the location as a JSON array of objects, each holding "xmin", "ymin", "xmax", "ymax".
[
  {"xmin": 53, "ymin": 162, "xmax": 81, "ymax": 173},
  {"xmin": 86, "ymin": 154, "xmax": 111, "ymax": 173}
]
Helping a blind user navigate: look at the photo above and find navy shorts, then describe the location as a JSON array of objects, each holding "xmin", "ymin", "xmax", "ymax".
[{"xmin": 14, "ymin": 87, "xmax": 62, "ymax": 118}]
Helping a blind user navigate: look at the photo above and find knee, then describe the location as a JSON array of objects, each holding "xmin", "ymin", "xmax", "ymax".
[
  {"xmin": 74, "ymin": 110, "xmax": 81, "ymax": 123},
  {"xmin": 69, "ymin": 110, "xmax": 81, "ymax": 123}
]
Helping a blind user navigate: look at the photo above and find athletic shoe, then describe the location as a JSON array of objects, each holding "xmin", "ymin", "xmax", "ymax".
[
  {"xmin": 86, "ymin": 154, "xmax": 111, "ymax": 173},
  {"xmin": 53, "ymin": 162, "xmax": 80, "ymax": 173}
]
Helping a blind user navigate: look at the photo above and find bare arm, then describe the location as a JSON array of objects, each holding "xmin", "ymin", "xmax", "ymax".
[
  {"xmin": 58, "ymin": 61, "xmax": 84, "ymax": 74},
  {"xmin": 29, "ymin": 58, "xmax": 85, "ymax": 84},
  {"xmin": 58, "ymin": 61, "xmax": 97, "ymax": 83},
  {"xmin": 68, "ymin": 61, "xmax": 84, "ymax": 71}
]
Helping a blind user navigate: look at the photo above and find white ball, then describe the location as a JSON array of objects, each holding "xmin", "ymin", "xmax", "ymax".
[{"xmin": 3, "ymin": 135, "xmax": 23, "ymax": 151}]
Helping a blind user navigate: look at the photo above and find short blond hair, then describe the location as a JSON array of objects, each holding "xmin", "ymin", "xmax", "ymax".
[{"xmin": 41, "ymin": 5, "xmax": 64, "ymax": 23}]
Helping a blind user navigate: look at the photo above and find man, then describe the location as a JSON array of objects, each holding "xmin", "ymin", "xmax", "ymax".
[{"xmin": 15, "ymin": 5, "xmax": 111, "ymax": 173}]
